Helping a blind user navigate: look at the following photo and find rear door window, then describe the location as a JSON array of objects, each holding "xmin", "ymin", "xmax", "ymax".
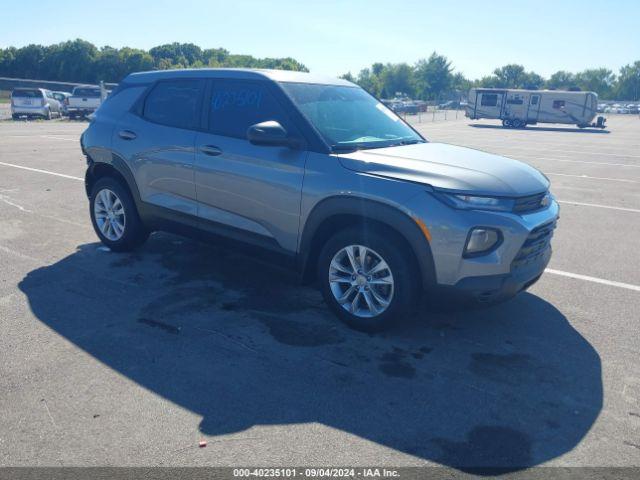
[
  {"xmin": 208, "ymin": 81, "xmax": 291, "ymax": 138},
  {"xmin": 143, "ymin": 79, "xmax": 205, "ymax": 130}
]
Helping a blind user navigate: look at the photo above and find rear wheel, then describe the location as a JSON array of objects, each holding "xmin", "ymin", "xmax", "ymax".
[
  {"xmin": 318, "ymin": 227, "xmax": 419, "ymax": 332},
  {"xmin": 89, "ymin": 177, "xmax": 149, "ymax": 252},
  {"xmin": 11, "ymin": 114, "xmax": 19, "ymax": 121},
  {"xmin": 502, "ymin": 119, "xmax": 513, "ymax": 128}
]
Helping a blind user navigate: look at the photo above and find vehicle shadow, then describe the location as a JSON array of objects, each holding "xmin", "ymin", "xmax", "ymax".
[
  {"xmin": 18, "ymin": 233, "xmax": 602, "ymax": 473},
  {"xmin": 469, "ymin": 123, "xmax": 610, "ymax": 134}
]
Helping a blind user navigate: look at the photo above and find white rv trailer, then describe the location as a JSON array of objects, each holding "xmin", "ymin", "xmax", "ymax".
[{"xmin": 465, "ymin": 88, "xmax": 606, "ymax": 129}]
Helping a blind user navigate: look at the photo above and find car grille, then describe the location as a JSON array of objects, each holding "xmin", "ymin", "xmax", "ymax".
[
  {"xmin": 512, "ymin": 220, "xmax": 556, "ymax": 269},
  {"xmin": 513, "ymin": 192, "xmax": 548, "ymax": 213}
]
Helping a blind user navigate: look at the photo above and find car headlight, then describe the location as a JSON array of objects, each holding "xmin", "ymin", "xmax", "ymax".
[
  {"xmin": 434, "ymin": 191, "xmax": 515, "ymax": 212},
  {"xmin": 464, "ymin": 227, "xmax": 502, "ymax": 257}
]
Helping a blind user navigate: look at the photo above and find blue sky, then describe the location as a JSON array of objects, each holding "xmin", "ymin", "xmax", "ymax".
[{"xmin": 4, "ymin": 0, "xmax": 639, "ymax": 79}]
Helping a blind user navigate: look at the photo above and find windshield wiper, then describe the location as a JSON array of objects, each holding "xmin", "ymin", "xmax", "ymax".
[{"xmin": 331, "ymin": 144, "xmax": 366, "ymax": 152}]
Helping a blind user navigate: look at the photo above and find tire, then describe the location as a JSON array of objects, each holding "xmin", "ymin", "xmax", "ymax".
[
  {"xmin": 317, "ymin": 226, "xmax": 419, "ymax": 332},
  {"xmin": 89, "ymin": 177, "xmax": 149, "ymax": 252},
  {"xmin": 502, "ymin": 119, "xmax": 513, "ymax": 128},
  {"xmin": 11, "ymin": 114, "xmax": 19, "ymax": 121},
  {"xmin": 69, "ymin": 113, "xmax": 76, "ymax": 120}
]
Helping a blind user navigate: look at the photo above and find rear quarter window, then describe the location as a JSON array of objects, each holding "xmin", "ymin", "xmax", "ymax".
[{"xmin": 96, "ymin": 84, "xmax": 148, "ymax": 118}]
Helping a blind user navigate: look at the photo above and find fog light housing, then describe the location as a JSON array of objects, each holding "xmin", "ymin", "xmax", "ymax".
[{"xmin": 464, "ymin": 228, "xmax": 502, "ymax": 257}]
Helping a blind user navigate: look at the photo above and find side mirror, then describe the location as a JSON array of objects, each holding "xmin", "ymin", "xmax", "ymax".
[{"xmin": 247, "ymin": 121, "xmax": 291, "ymax": 147}]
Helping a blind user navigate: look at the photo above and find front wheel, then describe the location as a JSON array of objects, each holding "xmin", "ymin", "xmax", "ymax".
[
  {"xmin": 89, "ymin": 177, "xmax": 149, "ymax": 252},
  {"xmin": 318, "ymin": 227, "xmax": 419, "ymax": 332}
]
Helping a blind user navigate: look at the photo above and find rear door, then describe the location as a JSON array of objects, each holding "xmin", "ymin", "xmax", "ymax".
[
  {"xmin": 193, "ymin": 79, "xmax": 307, "ymax": 252},
  {"xmin": 505, "ymin": 92, "xmax": 526, "ymax": 120},
  {"xmin": 527, "ymin": 94, "xmax": 541, "ymax": 122},
  {"xmin": 111, "ymin": 78, "xmax": 205, "ymax": 216},
  {"xmin": 44, "ymin": 90, "xmax": 60, "ymax": 113}
]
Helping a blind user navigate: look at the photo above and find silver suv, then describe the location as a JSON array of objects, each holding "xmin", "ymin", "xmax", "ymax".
[{"xmin": 81, "ymin": 69, "xmax": 558, "ymax": 331}]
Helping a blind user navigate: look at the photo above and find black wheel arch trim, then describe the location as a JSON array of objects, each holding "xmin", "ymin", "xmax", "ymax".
[
  {"xmin": 85, "ymin": 153, "xmax": 143, "ymax": 207},
  {"xmin": 298, "ymin": 196, "xmax": 436, "ymax": 289}
]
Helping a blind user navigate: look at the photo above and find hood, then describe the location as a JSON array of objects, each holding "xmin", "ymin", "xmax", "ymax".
[{"xmin": 337, "ymin": 142, "xmax": 549, "ymax": 196}]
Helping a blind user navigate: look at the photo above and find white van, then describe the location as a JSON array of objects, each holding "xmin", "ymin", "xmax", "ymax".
[{"xmin": 465, "ymin": 88, "xmax": 605, "ymax": 129}]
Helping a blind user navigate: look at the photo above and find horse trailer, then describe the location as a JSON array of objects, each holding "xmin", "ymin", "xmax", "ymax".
[{"xmin": 465, "ymin": 88, "xmax": 606, "ymax": 129}]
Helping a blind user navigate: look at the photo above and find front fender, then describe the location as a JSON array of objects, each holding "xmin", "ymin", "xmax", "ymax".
[{"xmin": 298, "ymin": 196, "xmax": 436, "ymax": 288}]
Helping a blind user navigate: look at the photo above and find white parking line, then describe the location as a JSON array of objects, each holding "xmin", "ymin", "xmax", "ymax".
[
  {"xmin": 546, "ymin": 172, "xmax": 638, "ymax": 183},
  {"xmin": 522, "ymin": 157, "xmax": 640, "ymax": 168},
  {"xmin": 40, "ymin": 135, "xmax": 78, "ymax": 142},
  {"xmin": 545, "ymin": 269, "xmax": 640, "ymax": 292},
  {"xmin": 0, "ymin": 161, "xmax": 83, "ymax": 181},
  {"xmin": 557, "ymin": 200, "xmax": 640, "ymax": 213}
]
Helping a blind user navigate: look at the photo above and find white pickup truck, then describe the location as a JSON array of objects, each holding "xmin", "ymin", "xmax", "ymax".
[{"xmin": 67, "ymin": 85, "xmax": 107, "ymax": 118}]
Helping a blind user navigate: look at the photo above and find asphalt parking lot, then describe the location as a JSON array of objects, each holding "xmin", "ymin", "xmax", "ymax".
[{"xmin": 0, "ymin": 115, "xmax": 639, "ymax": 471}]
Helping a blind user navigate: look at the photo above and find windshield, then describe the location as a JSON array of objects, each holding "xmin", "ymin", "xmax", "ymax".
[{"xmin": 280, "ymin": 83, "xmax": 424, "ymax": 151}]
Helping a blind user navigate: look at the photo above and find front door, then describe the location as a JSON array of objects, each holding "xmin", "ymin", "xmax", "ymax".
[
  {"xmin": 194, "ymin": 79, "xmax": 307, "ymax": 253},
  {"xmin": 527, "ymin": 94, "xmax": 541, "ymax": 122}
]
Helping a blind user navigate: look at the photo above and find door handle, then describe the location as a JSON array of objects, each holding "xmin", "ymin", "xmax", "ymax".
[
  {"xmin": 118, "ymin": 130, "xmax": 137, "ymax": 140},
  {"xmin": 200, "ymin": 145, "xmax": 222, "ymax": 156}
]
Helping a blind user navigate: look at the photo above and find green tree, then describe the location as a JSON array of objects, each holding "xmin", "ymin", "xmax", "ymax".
[
  {"xmin": 414, "ymin": 52, "xmax": 453, "ymax": 100},
  {"xmin": 615, "ymin": 61, "xmax": 640, "ymax": 100},
  {"xmin": 574, "ymin": 68, "xmax": 615, "ymax": 98},
  {"xmin": 379, "ymin": 63, "xmax": 414, "ymax": 98},
  {"xmin": 355, "ymin": 67, "xmax": 381, "ymax": 96},
  {"xmin": 546, "ymin": 71, "xmax": 577, "ymax": 90},
  {"xmin": 493, "ymin": 64, "xmax": 526, "ymax": 87},
  {"xmin": 340, "ymin": 72, "xmax": 355, "ymax": 82},
  {"xmin": 451, "ymin": 72, "xmax": 472, "ymax": 94}
]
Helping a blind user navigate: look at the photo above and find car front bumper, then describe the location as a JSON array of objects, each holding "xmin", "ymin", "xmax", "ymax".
[{"xmin": 406, "ymin": 192, "xmax": 559, "ymax": 300}]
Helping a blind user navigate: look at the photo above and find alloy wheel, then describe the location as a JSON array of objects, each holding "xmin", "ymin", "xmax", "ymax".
[
  {"xmin": 94, "ymin": 188, "xmax": 126, "ymax": 241},
  {"xmin": 328, "ymin": 245, "xmax": 394, "ymax": 318}
]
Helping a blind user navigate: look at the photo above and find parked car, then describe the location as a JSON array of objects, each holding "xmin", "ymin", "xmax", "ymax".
[
  {"xmin": 52, "ymin": 91, "xmax": 72, "ymax": 116},
  {"xmin": 11, "ymin": 88, "xmax": 62, "ymax": 120},
  {"xmin": 67, "ymin": 85, "xmax": 105, "ymax": 118},
  {"xmin": 438, "ymin": 100, "xmax": 462, "ymax": 109},
  {"xmin": 625, "ymin": 104, "xmax": 639, "ymax": 114},
  {"xmin": 81, "ymin": 69, "xmax": 558, "ymax": 331}
]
